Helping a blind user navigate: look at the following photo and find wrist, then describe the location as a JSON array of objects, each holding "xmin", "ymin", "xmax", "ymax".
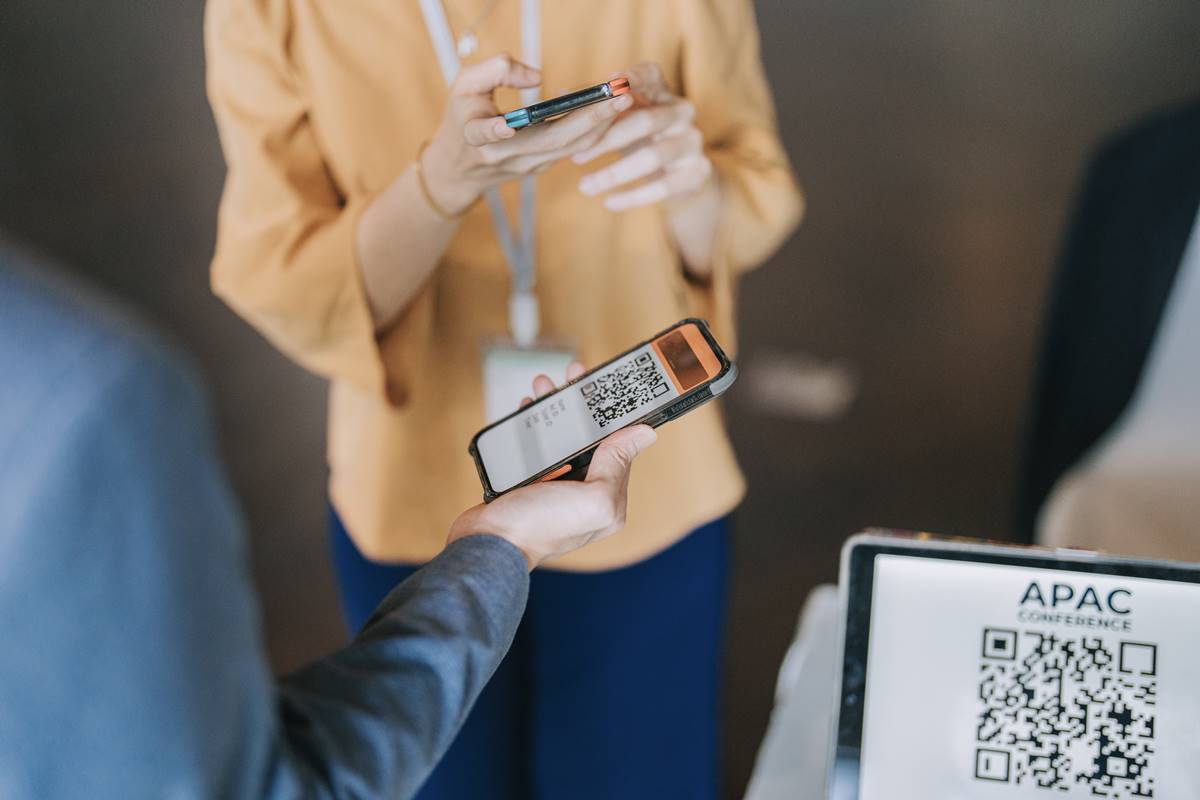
[
  {"xmin": 666, "ymin": 170, "xmax": 720, "ymax": 215},
  {"xmin": 448, "ymin": 510, "xmax": 538, "ymax": 571},
  {"xmin": 667, "ymin": 176, "xmax": 721, "ymax": 279},
  {"xmin": 420, "ymin": 137, "xmax": 482, "ymax": 218}
]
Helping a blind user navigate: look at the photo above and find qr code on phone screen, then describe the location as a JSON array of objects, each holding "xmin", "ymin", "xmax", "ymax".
[
  {"xmin": 975, "ymin": 630, "xmax": 1157, "ymax": 797},
  {"xmin": 580, "ymin": 351, "xmax": 670, "ymax": 428}
]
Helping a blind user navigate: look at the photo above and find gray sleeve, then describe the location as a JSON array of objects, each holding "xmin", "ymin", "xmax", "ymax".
[
  {"xmin": 270, "ymin": 536, "xmax": 529, "ymax": 799},
  {"xmin": 0, "ymin": 334, "xmax": 528, "ymax": 800}
]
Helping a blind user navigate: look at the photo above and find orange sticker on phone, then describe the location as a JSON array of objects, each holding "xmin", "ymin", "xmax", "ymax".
[
  {"xmin": 651, "ymin": 323, "xmax": 721, "ymax": 394},
  {"xmin": 539, "ymin": 464, "xmax": 573, "ymax": 482}
]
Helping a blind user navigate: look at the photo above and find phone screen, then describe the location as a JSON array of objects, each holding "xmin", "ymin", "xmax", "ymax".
[{"xmin": 476, "ymin": 323, "xmax": 721, "ymax": 493}]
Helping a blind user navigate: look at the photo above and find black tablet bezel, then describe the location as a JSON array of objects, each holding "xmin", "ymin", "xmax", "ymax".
[{"xmin": 831, "ymin": 531, "xmax": 1200, "ymax": 799}]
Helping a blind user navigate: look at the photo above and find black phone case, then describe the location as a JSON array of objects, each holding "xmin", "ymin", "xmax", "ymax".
[
  {"xmin": 467, "ymin": 318, "xmax": 737, "ymax": 502},
  {"xmin": 523, "ymin": 84, "xmax": 610, "ymax": 122}
]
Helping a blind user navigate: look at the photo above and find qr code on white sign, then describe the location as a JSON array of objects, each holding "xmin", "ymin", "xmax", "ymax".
[
  {"xmin": 975, "ymin": 629, "xmax": 1157, "ymax": 797},
  {"xmin": 580, "ymin": 352, "xmax": 669, "ymax": 428}
]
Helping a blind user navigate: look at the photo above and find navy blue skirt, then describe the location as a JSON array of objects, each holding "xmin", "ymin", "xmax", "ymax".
[{"xmin": 330, "ymin": 510, "xmax": 730, "ymax": 800}]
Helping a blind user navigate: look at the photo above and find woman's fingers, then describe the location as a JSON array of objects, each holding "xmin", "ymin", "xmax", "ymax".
[
  {"xmin": 443, "ymin": 60, "xmax": 688, "ymax": 200},
  {"xmin": 603, "ymin": 179, "xmax": 671, "ymax": 212},
  {"xmin": 500, "ymin": 120, "xmax": 613, "ymax": 175},
  {"xmin": 579, "ymin": 128, "xmax": 702, "ymax": 196},
  {"xmin": 603, "ymin": 154, "xmax": 713, "ymax": 212},
  {"xmin": 571, "ymin": 101, "xmax": 694, "ymax": 165},
  {"xmin": 621, "ymin": 62, "xmax": 673, "ymax": 105},
  {"xmin": 455, "ymin": 55, "xmax": 543, "ymax": 146},
  {"xmin": 463, "ymin": 116, "xmax": 515, "ymax": 146},
  {"xmin": 532, "ymin": 373, "xmax": 556, "ymax": 398},
  {"xmin": 453, "ymin": 53, "xmax": 541, "ymax": 96},
  {"xmin": 484, "ymin": 93, "xmax": 633, "ymax": 164},
  {"xmin": 520, "ymin": 363, "xmax": 582, "ymax": 411}
]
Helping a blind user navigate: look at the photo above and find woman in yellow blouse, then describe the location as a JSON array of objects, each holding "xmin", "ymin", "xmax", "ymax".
[{"xmin": 205, "ymin": 0, "xmax": 800, "ymax": 796}]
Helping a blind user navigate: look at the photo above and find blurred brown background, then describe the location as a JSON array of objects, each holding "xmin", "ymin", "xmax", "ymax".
[{"xmin": 2, "ymin": 1, "xmax": 1198, "ymax": 796}]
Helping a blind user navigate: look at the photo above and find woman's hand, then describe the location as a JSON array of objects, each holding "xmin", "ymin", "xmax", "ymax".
[
  {"xmin": 447, "ymin": 362, "xmax": 657, "ymax": 570},
  {"xmin": 572, "ymin": 62, "xmax": 714, "ymax": 212},
  {"xmin": 356, "ymin": 55, "xmax": 631, "ymax": 334},
  {"xmin": 422, "ymin": 54, "xmax": 634, "ymax": 215}
]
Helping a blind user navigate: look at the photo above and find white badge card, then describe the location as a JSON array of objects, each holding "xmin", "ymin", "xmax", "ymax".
[{"xmin": 483, "ymin": 343, "xmax": 576, "ymax": 424}]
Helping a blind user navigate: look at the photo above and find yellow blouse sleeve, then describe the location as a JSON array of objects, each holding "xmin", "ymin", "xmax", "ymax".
[
  {"xmin": 680, "ymin": 0, "xmax": 804, "ymax": 272},
  {"xmin": 204, "ymin": 0, "xmax": 390, "ymax": 397},
  {"xmin": 674, "ymin": 0, "xmax": 803, "ymax": 352}
]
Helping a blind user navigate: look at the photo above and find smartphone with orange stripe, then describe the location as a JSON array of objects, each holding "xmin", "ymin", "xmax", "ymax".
[
  {"xmin": 504, "ymin": 77, "xmax": 631, "ymax": 129},
  {"xmin": 469, "ymin": 318, "xmax": 736, "ymax": 502}
]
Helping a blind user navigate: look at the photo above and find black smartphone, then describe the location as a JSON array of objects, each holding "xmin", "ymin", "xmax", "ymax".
[
  {"xmin": 468, "ymin": 318, "xmax": 737, "ymax": 502},
  {"xmin": 503, "ymin": 77, "xmax": 631, "ymax": 129}
]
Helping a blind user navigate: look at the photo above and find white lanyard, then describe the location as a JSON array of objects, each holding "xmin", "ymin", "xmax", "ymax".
[{"xmin": 419, "ymin": 0, "xmax": 541, "ymax": 346}]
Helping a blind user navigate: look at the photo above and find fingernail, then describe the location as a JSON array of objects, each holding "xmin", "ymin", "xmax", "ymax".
[
  {"xmin": 579, "ymin": 178, "xmax": 597, "ymax": 195},
  {"xmin": 614, "ymin": 95, "xmax": 633, "ymax": 111},
  {"xmin": 572, "ymin": 152, "xmax": 589, "ymax": 164}
]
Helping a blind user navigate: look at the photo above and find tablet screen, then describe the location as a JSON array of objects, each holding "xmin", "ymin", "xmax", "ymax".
[{"xmin": 854, "ymin": 553, "xmax": 1200, "ymax": 799}]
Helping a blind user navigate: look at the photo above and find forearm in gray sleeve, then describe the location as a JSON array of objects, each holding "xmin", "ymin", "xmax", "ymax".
[{"xmin": 267, "ymin": 534, "xmax": 529, "ymax": 800}]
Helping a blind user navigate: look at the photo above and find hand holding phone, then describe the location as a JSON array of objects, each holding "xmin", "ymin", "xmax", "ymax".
[
  {"xmin": 449, "ymin": 369, "xmax": 657, "ymax": 569},
  {"xmin": 573, "ymin": 62, "xmax": 713, "ymax": 212},
  {"xmin": 503, "ymin": 78, "xmax": 631, "ymax": 129},
  {"xmin": 420, "ymin": 55, "xmax": 633, "ymax": 216},
  {"xmin": 469, "ymin": 319, "xmax": 737, "ymax": 501}
]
